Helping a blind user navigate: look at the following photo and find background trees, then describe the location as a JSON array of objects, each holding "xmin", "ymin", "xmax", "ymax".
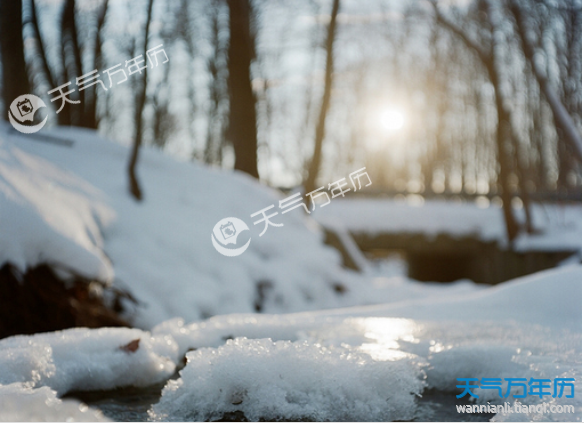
[{"xmin": 0, "ymin": 0, "xmax": 580, "ymax": 236}]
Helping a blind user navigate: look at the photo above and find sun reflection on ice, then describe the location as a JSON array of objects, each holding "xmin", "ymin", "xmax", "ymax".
[{"xmin": 351, "ymin": 317, "xmax": 421, "ymax": 361}]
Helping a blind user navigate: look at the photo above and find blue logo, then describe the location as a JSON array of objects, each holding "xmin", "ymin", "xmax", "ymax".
[{"xmin": 456, "ymin": 377, "xmax": 575, "ymax": 399}]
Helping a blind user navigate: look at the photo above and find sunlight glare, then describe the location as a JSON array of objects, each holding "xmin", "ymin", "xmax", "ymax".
[{"xmin": 379, "ymin": 108, "xmax": 405, "ymax": 132}]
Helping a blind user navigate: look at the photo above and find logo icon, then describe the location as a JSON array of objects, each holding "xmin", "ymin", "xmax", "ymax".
[
  {"xmin": 212, "ymin": 217, "xmax": 251, "ymax": 257},
  {"xmin": 8, "ymin": 94, "xmax": 48, "ymax": 134}
]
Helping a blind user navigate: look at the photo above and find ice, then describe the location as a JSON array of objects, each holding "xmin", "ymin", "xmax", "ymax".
[
  {"xmin": 0, "ymin": 327, "xmax": 178, "ymax": 395},
  {"xmin": 0, "ymin": 383, "xmax": 109, "ymax": 422},
  {"xmin": 149, "ymin": 337, "xmax": 425, "ymax": 422}
]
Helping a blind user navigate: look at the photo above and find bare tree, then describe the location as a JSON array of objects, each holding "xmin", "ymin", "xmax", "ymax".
[
  {"xmin": 432, "ymin": 1, "xmax": 521, "ymax": 242},
  {"xmin": 84, "ymin": 0, "xmax": 109, "ymax": 129},
  {"xmin": 0, "ymin": 0, "xmax": 31, "ymax": 118},
  {"xmin": 226, "ymin": 0, "xmax": 259, "ymax": 178},
  {"xmin": 508, "ymin": 0, "xmax": 581, "ymax": 162},
  {"xmin": 127, "ymin": 0, "xmax": 155, "ymax": 201},
  {"xmin": 29, "ymin": 0, "xmax": 57, "ymax": 91},
  {"xmin": 204, "ymin": 0, "xmax": 228, "ymax": 165},
  {"xmin": 59, "ymin": 0, "xmax": 84, "ymax": 126},
  {"xmin": 304, "ymin": 0, "xmax": 340, "ymax": 195}
]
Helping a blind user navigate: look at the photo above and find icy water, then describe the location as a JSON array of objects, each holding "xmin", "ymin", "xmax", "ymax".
[{"xmin": 69, "ymin": 386, "xmax": 493, "ymax": 422}]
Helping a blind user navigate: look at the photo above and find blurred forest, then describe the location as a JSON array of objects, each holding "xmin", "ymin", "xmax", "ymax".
[{"xmin": 0, "ymin": 0, "xmax": 581, "ymax": 243}]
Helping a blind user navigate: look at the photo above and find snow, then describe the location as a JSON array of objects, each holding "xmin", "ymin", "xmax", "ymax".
[
  {"xmin": 0, "ymin": 265, "xmax": 580, "ymax": 421},
  {"xmin": 0, "ymin": 140, "xmax": 114, "ymax": 281},
  {"xmin": 314, "ymin": 197, "xmax": 582, "ymax": 252},
  {"xmin": 353, "ymin": 264, "xmax": 582, "ymax": 332},
  {"xmin": 0, "ymin": 383, "xmax": 109, "ymax": 422},
  {"xmin": 0, "ymin": 327, "xmax": 178, "ymax": 395},
  {"xmin": 150, "ymin": 337, "xmax": 425, "ymax": 422},
  {"xmin": 1, "ymin": 124, "xmax": 577, "ymax": 331},
  {"xmin": 0, "ymin": 124, "xmax": 365, "ymax": 327},
  {"xmin": 324, "ymin": 219, "xmax": 371, "ymax": 271},
  {"xmin": 0, "ymin": 124, "xmax": 580, "ymax": 421},
  {"xmin": 148, "ymin": 265, "xmax": 581, "ymax": 422}
]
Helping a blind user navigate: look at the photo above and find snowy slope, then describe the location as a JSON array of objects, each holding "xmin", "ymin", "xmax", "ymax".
[
  {"xmin": 0, "ymin": 125, "xmax": 494, "ymax": 328},
  {"xmin": 0, "ymin": 125, "xmax": 362, "ymax": 327}
]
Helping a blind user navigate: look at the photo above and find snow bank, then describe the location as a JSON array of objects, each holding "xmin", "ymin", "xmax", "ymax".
[
  {"xmin": 314, "ymin": 197, "xmax": 582, "ymax": 252},
  {"xmin": 0, "ymin": 139, "xmax": 114, "ymax": 281},
  {"xmin": 0, "ymin": 383, "xmax": 109, "ymax": 422},
  {"xmin": 0, "ymin": 327, "xmax": 178, "ymax": 395},
  {"xmin": 150, "ymin": 337, "xmax": 425, "ymax": 422},
  {"xmin": 0, "ymin": 125, "xmax": 399, "ymax": 328},
  {"xmin": 2, "ymin": 124, "xmax": 574, "ymax": 330}
]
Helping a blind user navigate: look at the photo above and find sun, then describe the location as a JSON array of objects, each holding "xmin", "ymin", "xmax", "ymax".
[{"xmin": 379, "ymin": 108, "xmax": 405, "ymax": 132}]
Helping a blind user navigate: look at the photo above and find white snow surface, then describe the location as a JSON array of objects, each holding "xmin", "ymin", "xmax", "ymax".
[
  {"xmin": 148, "ymin": 265, "xmax": 581, "ymax": 422},
  {"xmin": 0, "ymin": 125, "xmax": 581, "ymax": 421},
  {"xmin": 0, "ymin": 383, "xmax": 110, "ymax": 422},
  {"xmin": 1, "ymin": 125, "xmax": 578, "ymax": 330},
  {"xmin": 314, "ymin": 197, "xmax": 582, "ymax": 252},
  {"xmin": 0, "ymin": 132, "xmax": 115, "ymax": 281},
  {"xmin": 0, "ymin": 265, "xmax": 580, "ymax": 421},
  {"xmin": 0, "ymin": 327, "xmax": 178, "ymax": 395},
  {"xmin": 0, "ymin": 125, "xmax": 383, "ymax": 327},
  {"xmin": 150, "ymin": 337, "xmax": 425, "ymax": 422}
]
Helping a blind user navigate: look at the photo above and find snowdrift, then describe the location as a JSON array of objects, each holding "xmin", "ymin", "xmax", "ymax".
[{"xmin": 0, "ymin": 124, "xmax": 378, "ymax": 328}]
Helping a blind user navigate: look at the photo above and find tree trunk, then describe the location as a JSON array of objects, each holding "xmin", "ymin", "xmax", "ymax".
[
  {"xmin": 59, "ymin": 0, "xmax": 84, "ymax": 126},
  {"xmin": 226, "ymin": 0, "xmax": 259, "ymax": 178},
  {"xmin": 205, "ymin": 2, "xmax": 226, "ymax": 165},
  {"xmin": 84, "ymin": 0, "xmax": 109, "ymax": 130},
  {"xmin": 433, "ymin": 3, "xmax": 520, "ymax": 243},
  {"xmin": 487, "ymin": 64, "xmax": 520, "ymax": 243},
  {"xmin": 0, "ymin": 0, "xmax": 31, "ymax": 118},
  {"xmin": 30, "ymin": 0, "xmax": 57, "ymax": 91},
  {"xmin": 127, "ymin": 0, "xmax": 155, "ymax": 201},
  {"xmin": 304, "ymin": 0, "xmax": 340, "ymax": 195}
]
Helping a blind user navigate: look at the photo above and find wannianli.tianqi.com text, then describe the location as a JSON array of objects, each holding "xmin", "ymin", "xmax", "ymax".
[{"xmin": 456, "ymin": 402, "xmax": 576, "ymax": 414}]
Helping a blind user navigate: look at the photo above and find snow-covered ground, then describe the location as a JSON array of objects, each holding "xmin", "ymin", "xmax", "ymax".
[
  {"xmin": 0, "ymin": 124, "xmax": 489, "ymax": 328},
  {"xmin": 0, "ymin": 383, "xmax": 109, "ymax": 422},
  {"xmin": 0, "ymin": 125, "xmax": 581, "ymax": 421},
  {"xmin": 0, "ymin": 265, "xmax": 580, "ymax": 421}
]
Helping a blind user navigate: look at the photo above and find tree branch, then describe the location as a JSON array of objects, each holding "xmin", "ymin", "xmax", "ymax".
[{"xmin": 508, "ymin": 0, "xmax": 582, "ymax": 161}]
